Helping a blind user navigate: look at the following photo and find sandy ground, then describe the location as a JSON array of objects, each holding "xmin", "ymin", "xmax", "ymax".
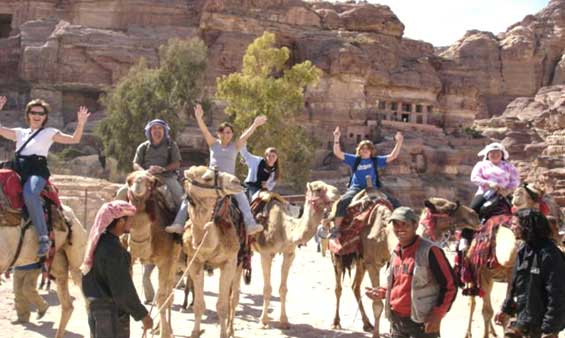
[{"xmin": 0, "ymin": 240, "xmax": 563, "ymax": 338}]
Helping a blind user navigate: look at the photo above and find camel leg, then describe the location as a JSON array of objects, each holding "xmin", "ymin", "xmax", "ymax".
[
  {"xmin": 155, "ymin": 262, "xmax": 176, "ymax": 338},
  {"xmin": 353, "ymin": 259, "xmax": 373, "ymax": 332},
  {"xmin": 259, "ymin": 253, "xmax": 275, "ymax": 328},
  {"xmin": 227, "ymin": 265, "xmax": 243, "ymax": 338},
  {"xmin": 331, "ymin": 255, "xmax": 343, "ymax": 330},
  {"xmin": 481, "ymin": 276, "xmax": 496, "ymax": 338},
  {"xmin": 366, "ymin": 263, "xmax": 384, "ymax": 338},
  {"xmin": 189, "ymin": 263, "xmax": 205, "ymax": 338},
  {"xmin": 51, "ymin": 252, "xmax": 74, "ymax": 338},
  {"xmin": 278, "ymin": 250, "xmax": 296, "ymax": 329},
  {"xmin": 217, "ymin": 258, "xmax": 237, "ymax": 338},
  {"xmin": 466, "ymin": 295, "xmax": 476, "ymax": 338}
]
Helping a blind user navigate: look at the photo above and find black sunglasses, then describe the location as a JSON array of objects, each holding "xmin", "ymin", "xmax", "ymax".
[{"xmin": 29, "ymin": 110, "xmax": 47, "ymax": 116}]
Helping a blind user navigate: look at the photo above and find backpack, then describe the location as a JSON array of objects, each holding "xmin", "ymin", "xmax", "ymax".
[
  {"xmin": 348, "ymin": 156, "xmax": 382, "ymax": 188},
  {"xmin": 140, "ymin": 140, "xmax": 174, "ymax": 168}
]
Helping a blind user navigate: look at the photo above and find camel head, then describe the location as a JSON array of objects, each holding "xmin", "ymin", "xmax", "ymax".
[
  {"xmin": 184, "ymin": 166, "xmax": 243, "ymax": 199},
  {"xmin": 420, "ymin": 198, "xmax": 480, "ymax": 242},
  {"xmin": 126, "ymin": 171, "xmax": 157, "ymax": 202},
  {"xmin": 305, "ymin": 181, "xmax": 339, "ymax": 214},
  {"xmin": 512, "ymin": 183, "xmax": 543, "ymax": 211}
]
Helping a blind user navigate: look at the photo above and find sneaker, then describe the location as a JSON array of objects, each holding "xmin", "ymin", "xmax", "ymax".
[
  {"xmin": 246, "ymin": 223, "xmax": 264, "ymax": 236},
  {"xmin": 37, "ymin": 305, "xmax": 49, "ymax": 320},
  {"xmin": 165, "ymin": 224, "xmax": 185, "ymax": 234},
  {"xmin": 38, "ymin": 237, "xmax": 51, "ymax": 257}
]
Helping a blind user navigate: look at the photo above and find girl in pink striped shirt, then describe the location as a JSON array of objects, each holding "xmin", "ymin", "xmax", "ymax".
[{"xmin": 459, "ymin": 143, "xmax": 520, "ymax": 251}]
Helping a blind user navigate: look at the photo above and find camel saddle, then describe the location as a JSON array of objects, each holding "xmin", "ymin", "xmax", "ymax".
[
  {"xmin": 330, "ymin": 198, "xmax": 393, "ymax": 256},
  {"xmin": 214, "ymin": 196, "xmax": 253, "ymax": 284},
  {"xmin": 459, "ymin": 213, "xmax": 513, "ymax": 297},
  {"xmin": 250, "ymin": 191, "xmax": 287, "ymax": 225},
  {"xmin": 0, "ymin": 169, "xmax": 62, "ymax": 227},
  {"xmin": 0, "ymin": 169, "xmax": 66, "ymax": 272}
]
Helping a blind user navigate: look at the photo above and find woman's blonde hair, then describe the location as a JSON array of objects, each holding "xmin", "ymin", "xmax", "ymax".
[
  {"xmin": 355, "ymin": 140, "xmax": 376, "ymax": 157},
  {"xmin": 25, "ymin": 99, "xmax": 50, "ymax": 127}
]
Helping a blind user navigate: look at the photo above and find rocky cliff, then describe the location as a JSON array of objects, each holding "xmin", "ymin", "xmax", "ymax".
[{"xmin": 0, "ymin": 0, "xmax": 563, "ymax": 208}]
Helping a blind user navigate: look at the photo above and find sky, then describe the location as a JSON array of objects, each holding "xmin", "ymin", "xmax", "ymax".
[{"xmin": 364, "ymin": 0, "xmax": 550, "ymax": 46}]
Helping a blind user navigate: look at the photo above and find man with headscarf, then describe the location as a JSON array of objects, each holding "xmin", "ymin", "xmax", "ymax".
[
  {"xmin": 115, "ymin": 119, "xmax": 184, "ymax": 303},
  {"xmin": 495, "ymin": 209, "xmax": 565, "ymax": 338},
  {"xmin": 81, "ymin": 200, "xmax": 153, "ymax": 338}
]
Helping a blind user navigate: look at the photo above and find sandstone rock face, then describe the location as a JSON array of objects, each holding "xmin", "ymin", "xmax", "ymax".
[
  {"xmin": 473, "ymin": 85, "xmax": 565, "ymax": 209},
  {"xmin": 0, "ymin": 0, "xmax": 563, "ymax": 208},
  {"xmin": 441, "ymin": 0, "xmax": 565, "ymax": 114}
]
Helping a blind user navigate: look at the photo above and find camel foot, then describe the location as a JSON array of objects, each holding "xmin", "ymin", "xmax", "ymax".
[
  {"xmin": 331, "ymin": 323, "xmax": 342, "ymax": 330},
  {"xmin": 190, "ymin": 329, "xmax": 205, "ymax": 338},
  {"xmin": 363, "ymin": 322, "xmax": 374, "ymax": 332},
  {"xmin": 278, "ymin": 321, "xmax": 290, "ymax": 330}
]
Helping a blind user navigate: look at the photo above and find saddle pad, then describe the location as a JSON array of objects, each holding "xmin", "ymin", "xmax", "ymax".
[
  {"xmin": 460, "ymin": 214, "xmax": 512, "ymax": 297},
  {"xmin": 330, "ymin": 199, "xmax": 391, "ymax": 256}
]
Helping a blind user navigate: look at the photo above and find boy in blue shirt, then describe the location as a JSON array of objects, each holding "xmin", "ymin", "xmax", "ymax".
[{"xmin": 331, "ymin": 127, "xmax": 403, "ymax": 234}]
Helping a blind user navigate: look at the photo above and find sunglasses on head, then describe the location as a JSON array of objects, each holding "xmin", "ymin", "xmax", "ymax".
[{"xmin": 29, "ymin": 110, "xmax": 47, "ymax": 116}]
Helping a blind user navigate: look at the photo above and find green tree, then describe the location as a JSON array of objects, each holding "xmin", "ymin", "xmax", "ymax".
[
  {"xmin": 216, "ymin": 32, "xmax": 321, "ymax": 189},
  {"xmin": 96, "ymin": 38, "xmax": 208, "ymax": 170}
]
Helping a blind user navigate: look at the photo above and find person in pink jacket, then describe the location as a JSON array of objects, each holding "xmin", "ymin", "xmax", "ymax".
[{"xmin": 459, "ymin": 142, "xmax": 520, "ymax": 251}]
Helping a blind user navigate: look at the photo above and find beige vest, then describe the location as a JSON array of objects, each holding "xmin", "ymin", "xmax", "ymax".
[{"xmin": 386, "ymin": 238, "xmax": 441, "ymax": 323}]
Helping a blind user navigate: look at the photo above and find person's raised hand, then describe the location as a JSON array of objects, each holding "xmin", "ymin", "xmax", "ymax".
[
  {"xmin": 333, "ymin": 126, "xmax": 341, "ymax": 140},
  {"xmin": 194, "ymin": 104, "xmax": 204, "ymax": 120},
  {"xmin": 394, "ymin": 131, "xmax": 404, "ymax": 143},
  {"xmin": 77, "ymin": 106, "xmax": 91, "ymax": 125},
  {"xmin": 253, "ymin": 115, "xmax": 267, "ymax": 127}
]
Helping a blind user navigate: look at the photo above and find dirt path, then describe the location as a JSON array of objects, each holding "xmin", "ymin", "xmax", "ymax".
[{"xmin": 0, "ymin": 240, "xmax": 561, "ymax": 338}]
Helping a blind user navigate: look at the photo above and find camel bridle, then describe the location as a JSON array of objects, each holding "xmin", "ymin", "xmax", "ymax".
[{"xmin": 421, "ymin": 202, "xmax": 461, "ymax": 242}]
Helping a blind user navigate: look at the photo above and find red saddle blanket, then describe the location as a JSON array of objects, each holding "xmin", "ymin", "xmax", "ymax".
[
  {"xmin": 330, "ymin": 199, "xmax": 393, "ymax": 256},
  {"xmin": 459, "ymin": 214, "xmax": 513, "ymax": 297},
  {"xmin": 0, "ymin": 169, "xmax": 61, "ymax": 210}
]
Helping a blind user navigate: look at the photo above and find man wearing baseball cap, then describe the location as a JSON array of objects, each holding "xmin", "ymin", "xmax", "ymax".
[
  {"xmin": 81, "ymin": 200, "xmax": 153, "ymax": 338},
  {"xmin": 366, "ymin": 206, "xmax": 457, "ymax": 338}
]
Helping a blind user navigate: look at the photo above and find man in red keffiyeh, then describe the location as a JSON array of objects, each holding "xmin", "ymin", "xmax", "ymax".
[{"xmin": 81, "ymin": 200, "xmax": 152, "ymax": 338}]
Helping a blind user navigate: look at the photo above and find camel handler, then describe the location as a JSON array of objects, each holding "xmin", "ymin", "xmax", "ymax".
[
  {"xmin": 11, "ymin": 261, "xmax": 49, "ymax": 324},
  {"xmin": 366, "ymin": 207, "xmax": 457, "ymax": 338},
  {"xmin": 81, "ymin": 200, "xmax": 153, "ymax": 338}
]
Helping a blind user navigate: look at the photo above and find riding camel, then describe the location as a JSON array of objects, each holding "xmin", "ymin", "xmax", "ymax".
[
  {"xmin": 122, "ymin": 170, "xmax": 183, "ymax": 338},
  {"xmin": 463, "ymin": 184, "xmax": 562, "ymax": 338},
  {"xmin": 329, "ymin": 189, "xmax": 480, "ymax": 338},
  {"xmin": 249, "ymin": 181, "xmax": 339, "ymax": 329},
  {"xmin": 0, "ymin": 204, "xmax": 87, "ymax": 338},
  {"xmin": 180, "ymin": 166, "xmax": 247, "ymax": 338}
]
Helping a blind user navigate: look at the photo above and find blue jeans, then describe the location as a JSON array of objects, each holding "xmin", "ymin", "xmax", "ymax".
[
  {"xmin": 173, "ymin": 199, "xmax": 189, "ymax": 226},
  {"xmin": 23, "ymin": 176, "xmax": 48, "ymax": 240}
]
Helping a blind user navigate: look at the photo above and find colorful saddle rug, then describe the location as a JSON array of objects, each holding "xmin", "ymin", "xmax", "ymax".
[
  {"xmin": 459, "ymin": 214, "xmax": 513, "ymax": 297},
  {"xmin": 330, "ymin": 198, "xmax": 393, "ymax": 256}
]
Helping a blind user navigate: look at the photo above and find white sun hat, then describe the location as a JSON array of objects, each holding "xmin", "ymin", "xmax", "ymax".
[{"xmin": 477, "ymin": 142, "xmax": 509, "ymax": 160}]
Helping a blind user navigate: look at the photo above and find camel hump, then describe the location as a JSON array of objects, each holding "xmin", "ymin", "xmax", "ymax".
[{"xmin": 495, "ymin": 226, "xmax": 518, "ymax": 267}]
